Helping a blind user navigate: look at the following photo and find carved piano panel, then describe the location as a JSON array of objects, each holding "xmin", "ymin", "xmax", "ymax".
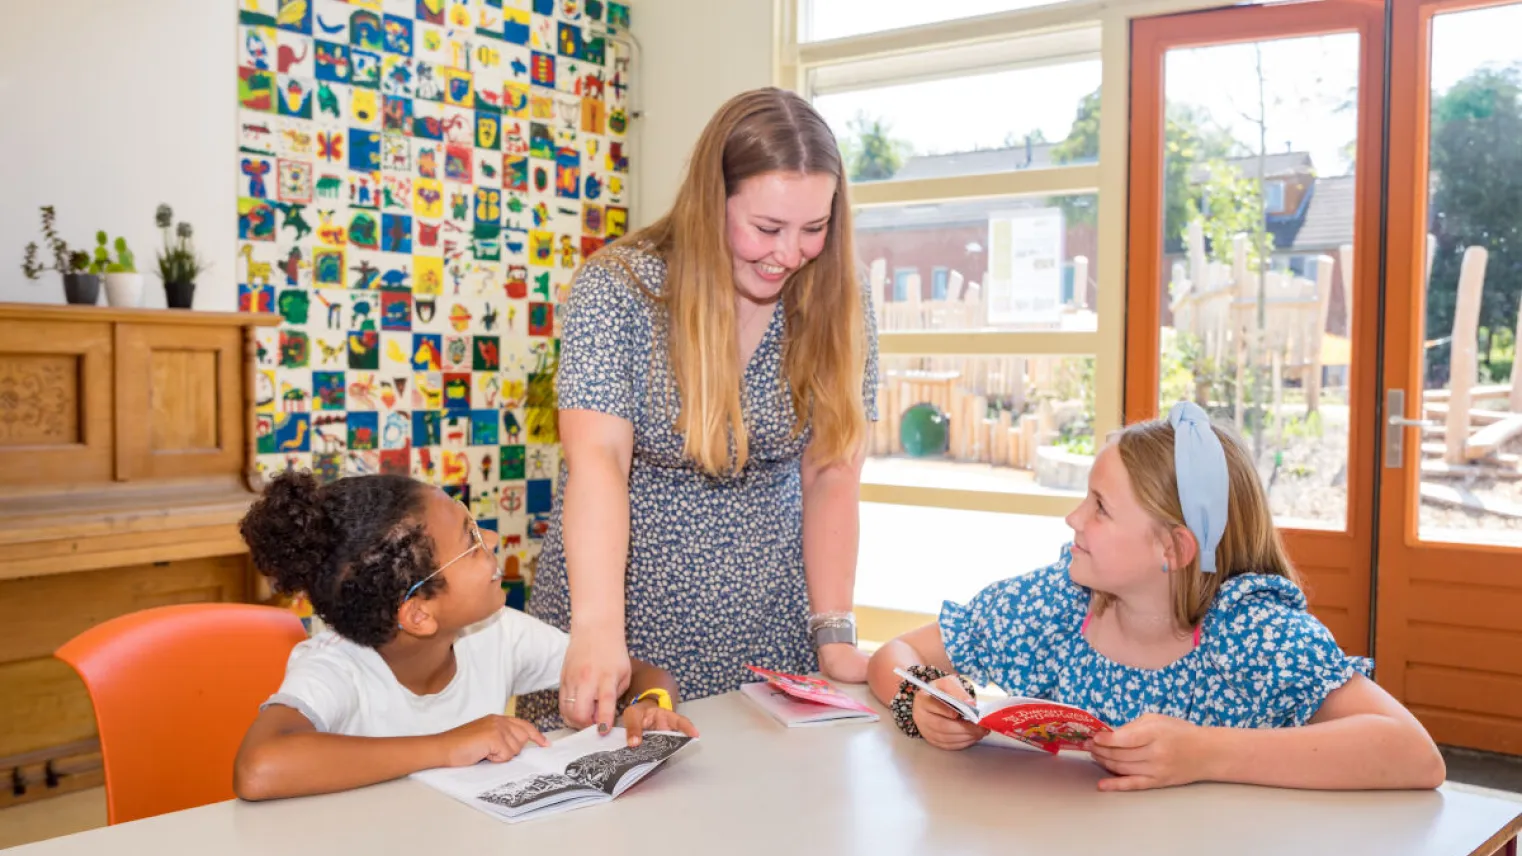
[{"xmin": 0, "ymin": 320, "xmax": 114, "ymax": 489}]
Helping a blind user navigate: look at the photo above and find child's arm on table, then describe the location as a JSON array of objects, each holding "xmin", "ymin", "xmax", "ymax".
[
  {"xmin": 1088, "ymin": 675, "xmax": 1446, "ymax": 791},
  {"xmin": 867, "ymin": 623, "xmax": 988, "ymax": 751},
  {"xmin": 233, "ymin": 704, "xmax": 548, "ymax": 801},
  {"xmin": 866, "ymin": 623, "xmax": 954, "ymax": 705},
  {"xmin": 617, "ymin": 657, "xmax": 700, "ymax": 746}
]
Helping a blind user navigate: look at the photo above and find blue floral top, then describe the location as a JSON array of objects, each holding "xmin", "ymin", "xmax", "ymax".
[{"xmin": 939, "ymin": 544, "xmax": 1374, "ymax": 729}]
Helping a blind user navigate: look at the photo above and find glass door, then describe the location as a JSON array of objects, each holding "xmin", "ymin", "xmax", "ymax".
[
  {"xmin": 1127, "ymin": 1, "xmax": 1386, "ymax": 655},
  {"xmin": 1377, "ymin": 0, "xmax": 1522, "ymax": 755}
]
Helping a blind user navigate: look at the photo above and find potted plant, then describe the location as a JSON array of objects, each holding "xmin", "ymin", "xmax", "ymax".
[
  {"xmin": 95, "ymin": 231, "xmax": 143, "ymax": 307},
  {"xmin": 154, "ymin": 204, "xmax": 207, "ymax": 309},
  {"xmin": 20, "ymin": 205, "xmax": 99, "ymax": 305}
]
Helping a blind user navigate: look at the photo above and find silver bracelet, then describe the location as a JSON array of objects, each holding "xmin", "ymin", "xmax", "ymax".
[{"xmin": 808, "ymin": 612, "xmax": 857, "ymax": 649}]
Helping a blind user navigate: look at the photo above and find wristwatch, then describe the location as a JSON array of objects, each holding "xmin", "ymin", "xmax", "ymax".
[{"xmin": 811, "ymin": 621, "xmax": 857, "ymax": 648}]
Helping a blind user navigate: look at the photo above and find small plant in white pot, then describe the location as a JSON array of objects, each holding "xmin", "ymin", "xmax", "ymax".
[
  {"xmin": 94, "ymin": 231, "xmax": 143, "ymax": 307},
  {"xmin": 154, "ymin": 204, "xmax": 207, "ymax": 309}
]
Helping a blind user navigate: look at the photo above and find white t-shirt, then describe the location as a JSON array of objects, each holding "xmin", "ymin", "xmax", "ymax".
[{"xmin": 264, "ymin": 607, "xmax": 568, "ymax": 738}]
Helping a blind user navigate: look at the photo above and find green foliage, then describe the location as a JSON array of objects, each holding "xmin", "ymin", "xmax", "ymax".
[
  {"xmin": 90, "ymin": 231, "xmax": 112, "ymax": 275},
  {"xmin": 1160, "ymin": 329, "xmax": 1204, "ymax": 406},
  {"xmin": 153, "ymin": 203, "xmax": 208, "ymax": 283},
  {"xmin": 106, "ymin": 237, "xmax": 136, "ymax": 274},
  {"xmin": 1159, "ymin": 329, "xmax": 1238, "ymax": 412},
  {"xmin": 1055, "ymin": 431, "xmax": 1094, "ymax": 457},
  {"xmin": 1280, "ymin": 410, "xmax": 1325, "ymax": 441},
  {"xmin": 1189, "ymin": 160, "xmax": 1272, "ymax": 269},
  {"xmin": 1041, "ymin": 357, "xmax": 1096, "ymax": 456},
  {"xmin": 1425, "ymin": 65, "xmax": 1522, "ymax": 385},
  {"xmin": 1053, "ymin": 90, "xmax": 1234, "ymax": 247},
  {"xmin": 19, "ymin": 205, "xmax": 87, "ymax": 279},
  {"xmin": 840, "ymin": 112, "xmax": 910, "ymax": 183}
]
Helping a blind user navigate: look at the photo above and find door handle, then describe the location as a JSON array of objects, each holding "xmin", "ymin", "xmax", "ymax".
[{"xmin": 1384, "ymin": 389, "xmax": 1434, "ymax": 468}]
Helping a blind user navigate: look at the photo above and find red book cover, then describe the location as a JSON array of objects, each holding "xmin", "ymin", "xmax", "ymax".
[{"xmin": 894, "ymin": 667, "xmax": 1111, "ymax": 754}]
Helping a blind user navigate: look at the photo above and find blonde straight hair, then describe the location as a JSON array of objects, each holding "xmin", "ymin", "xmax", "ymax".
[
  {"xmin": 1097, "ymin": 417, "xmax": 1301, "ymax": 628},
  {"xmin": 594, "ymin": 87, "xmax": 866, "ymax": 476}
]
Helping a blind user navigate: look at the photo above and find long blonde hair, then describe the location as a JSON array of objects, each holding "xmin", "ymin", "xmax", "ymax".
[
  {"xmin": 595, "ymin": 87, "xmax": 866, "ymax": 476},
  {"xmin": 1098, "ymin": 417, "xmax": 1300, "ymax": 628}
]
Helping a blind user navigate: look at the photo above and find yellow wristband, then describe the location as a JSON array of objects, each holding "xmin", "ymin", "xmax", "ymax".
[{"xmin": 633, "ymin": 688, "xmax": 673, "ymax": 711}]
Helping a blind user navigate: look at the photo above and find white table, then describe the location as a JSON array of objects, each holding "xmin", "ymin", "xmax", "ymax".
[{"xmin": 10, "ymin": 687, "xmax": 1521, "ymax": 856}]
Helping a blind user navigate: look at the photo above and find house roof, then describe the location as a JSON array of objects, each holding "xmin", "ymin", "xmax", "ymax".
[
  {"xmin": 889, "ymin": 141, "xmax": 1062, "ymax": 181},
  {"xmin": 855, "ymin": 142, "xmax": 1081, "ymax": 231},
  {"xmin": 856, "ymin": 142, "xmax": 1353, "ymax": 253},
  {"xmin": 1289, "ymin": 174, "xmax": 1356, "ymax": 251},
  {"xmin": 1188, "ymin": 151, "xmax": 1315, "ymax": 183},
  {"xmin": 853, "ymin": 195, "xmax": 1067, "ymax": 231}
]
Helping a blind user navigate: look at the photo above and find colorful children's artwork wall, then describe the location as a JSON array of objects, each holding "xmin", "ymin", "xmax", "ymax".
[{"xmin": 239, "ymin": 0, "xmax": 632, "ymax": 582}]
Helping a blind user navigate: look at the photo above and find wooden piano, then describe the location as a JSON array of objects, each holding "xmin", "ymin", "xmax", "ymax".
[{"xmin": 0, "ymin": 303, "xmax": 280, "ymax": 807}]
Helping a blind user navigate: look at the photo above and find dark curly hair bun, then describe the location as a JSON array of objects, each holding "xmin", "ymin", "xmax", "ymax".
[
  {"xmin": 240, "ymin": 471, "xmax": 336, "ymax": 597},
  {"xmin": 240, "ymin": 471, "xmax": 437, "ymax": 647}
]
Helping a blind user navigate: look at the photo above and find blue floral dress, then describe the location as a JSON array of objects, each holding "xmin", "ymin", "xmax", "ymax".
[
  {"xmin": 519, "ymin": 247, "xmax": 879, "ymax": 728},
  {"xmin": 939, "ymin": 544, "xmax": 1373, "ymax": 728}
]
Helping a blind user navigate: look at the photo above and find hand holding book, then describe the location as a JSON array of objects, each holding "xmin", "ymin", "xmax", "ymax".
[
  {"xmin": 894, "ymin": 667, "xmax": 1112, "ymax": 755},
  {"xmin": 415, "ymin": 726, "xmax": 695, "ymax": 823},
  {"xmin": 622, "ymin": 697, "xmax": 700, "ymax": 746},
  {"xmin": 899, "ymin": 671, "xmax": 990, "ymax": 751},
  {"xmin": 439, "ymin": 714, "xmax": 551, "ymax": 766}
]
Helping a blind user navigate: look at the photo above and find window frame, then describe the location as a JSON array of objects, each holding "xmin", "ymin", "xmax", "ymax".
[
  {"xmin": 931, "ymin": 266, "xmax": 950, "ymax": 300},
  {"xmin": 1264, "ymin": 178, "xmax": 1287, "ymax": 213},
  {"xmin": 775, "ymin": 0, "xmax": 1244, "ymax": 518}
]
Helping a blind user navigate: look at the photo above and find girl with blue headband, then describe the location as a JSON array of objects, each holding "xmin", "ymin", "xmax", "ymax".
[{"xmin": 867, "ymin": 403, "xmax": 1444, "ymax": 791}]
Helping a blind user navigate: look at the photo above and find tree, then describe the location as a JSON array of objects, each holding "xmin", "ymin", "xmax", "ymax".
[
  {"xmin": 1189, "ymin": 161, "xmax": 1270, "ymax": 269},
  {"xmin": 840, "ymin": 112, "xmax": 910, "ymax": 182},
  {"xmin": 1426, "ymin": 65, "xmax": 1522, "ymax": 383},
  {"xmin": 1001, "ymin": 128, "xmax": 1048, "ymax": 148},
  {"xmin": 1052, "ymin": 88, "xmax": 1234, "ymax": 248}
]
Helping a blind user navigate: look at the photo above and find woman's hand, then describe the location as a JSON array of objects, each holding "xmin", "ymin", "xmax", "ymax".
[
  {"xmin": 1086, "ymin": 713, "xmax": 1211, "ymax": 791},
  {"xmin": 621, "ymin": 701, "xmax": 700, "ymax": 747},
  {"xmin": 560, "ymin": 626, "xmax": 632, "ymax": 732},
  {"xmin": 912, "ymin": 676, "xmax": 988, "ymax": 751},
  {"xmin": 440, "ymin": 715, "xmax": 549, "ymax": 766},
  {"xmin": 818, "ymin": 642, "xmax": 869, "ymax": 683}
]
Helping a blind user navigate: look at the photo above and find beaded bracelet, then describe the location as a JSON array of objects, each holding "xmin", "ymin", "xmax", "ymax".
[{"xmin": 889, "ymin": 664, "xmax": 978, "ymax": 739}]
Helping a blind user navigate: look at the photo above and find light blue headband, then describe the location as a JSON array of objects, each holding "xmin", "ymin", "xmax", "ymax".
[{"xmin": 1168, "ymin": 402, "xmax": 1228, "ymax": 573}]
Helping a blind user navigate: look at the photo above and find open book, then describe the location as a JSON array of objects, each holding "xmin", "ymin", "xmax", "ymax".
[
  {"xmin": 739, "ymin": 665, "xmax": 879, "ymax": 727},
  {"xmin": 413, "ymin": 726, "xmax": 694, "ymax": 823},
  {"xmin": 894, "ymin": 668, "xmax": 1111, "ymax": 754}
]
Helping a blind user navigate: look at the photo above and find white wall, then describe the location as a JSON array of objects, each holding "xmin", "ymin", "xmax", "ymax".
[
  {"xmin": 0, "ymin": 0, "xmax": 773, "ymax": 308},
  {"xmin": 0, "ymin": 1, "xmax": 237, "ymax": 310},
  {"xmin": 628, "ymin": 0, "xmax": 776, "ymax": 229}
]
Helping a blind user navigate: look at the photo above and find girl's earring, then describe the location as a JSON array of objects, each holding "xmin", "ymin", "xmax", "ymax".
[{"xmin": 1161, "ymin": 560, "xmax": 1170, "ymax": 574}]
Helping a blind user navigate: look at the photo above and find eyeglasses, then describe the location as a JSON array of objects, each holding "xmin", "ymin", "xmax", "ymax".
[{"xmin": 403, "ymin": 507, "xmax": 489, "ymax": 602}]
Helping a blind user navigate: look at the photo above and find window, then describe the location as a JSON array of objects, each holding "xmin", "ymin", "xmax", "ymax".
[
  {"xmin": 775, "ymin": 0, "xmax": 1228, "ymax": 635},
  {"xmin": 1264, "ymin": 179, "xmax": 1287, "ymax": 214},
  {"xmin": 860, "ymin": 194, "xmax": 1098, "ymax": 333},
  {"xmin": 813, "ymin": 59, "xmax": 1102, "ymax": 184},
  {"xmin": 892, "ymin": 267, "xmax": 915, "ymax": 302},
  {"xmin": 868, "ymin": 354, "xmax": 1095, "ymax": 500},
  {"xmin": 801, "ymin": 0, "xmax": 1071, "ymax": 43}
]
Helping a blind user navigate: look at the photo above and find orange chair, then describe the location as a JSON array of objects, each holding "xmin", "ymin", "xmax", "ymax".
[{"xmin": 55, "ymin": 603, "xmax": 307, "ymax": 824}]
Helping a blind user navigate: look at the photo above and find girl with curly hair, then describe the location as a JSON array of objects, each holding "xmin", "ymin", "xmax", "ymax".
[{"xmin": 232, "ymin": 472, "xmax": 697, "ymax": 801}]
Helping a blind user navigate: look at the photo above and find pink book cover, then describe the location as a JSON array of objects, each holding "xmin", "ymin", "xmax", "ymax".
[{"xmin": 743, "ymin": 665, "xmax": 875, "ymax": 714}]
